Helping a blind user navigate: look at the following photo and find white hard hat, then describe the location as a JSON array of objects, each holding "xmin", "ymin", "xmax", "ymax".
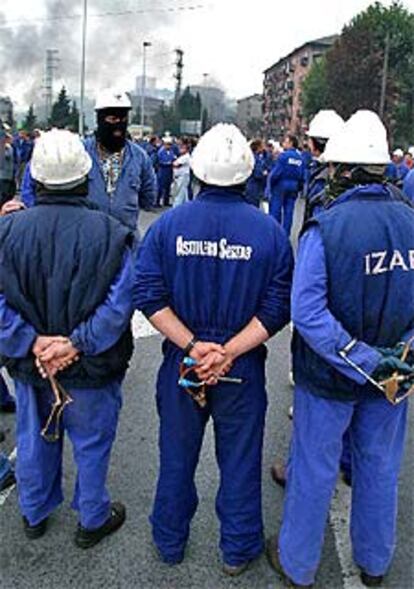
[
  {"xmin": 307, "ymin": 110, "xmax": 345, "ymax": 140},
  {"xmin": 162, "ymin": 135, "xmax": 173, "ymax": 144},
  {"xmin": 31, "ymin": 129, "xmax": 92, "ymax": 189},
  {"xmin": 408, "ymin": 147, "xmax": 414, "ymax": 157},
  {"xmin": 393, "ymin": 148, "xmax": 404, "ymax": 158},
  {"xmin": 323, "ymin": 110, "xmax": 389, "ymax": 165},
  {"xmin": 95, "ymin": 89, "xmax": 132, "ymax": 111},
  {"xmin": 191, "ymin": 123, "xmax": 254, "ymax": 186}
]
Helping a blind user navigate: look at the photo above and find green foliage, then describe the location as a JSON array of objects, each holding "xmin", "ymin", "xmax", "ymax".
[
  {"xmin": 22, "ymin": 104, "xmax": 37, "ymax": 133},
  {"xmin": 50, "ymin": 86, "xmax": 71, "ymax": 128},
  {"xmin": 301, "ymin": 57, "xmax": 330, "ymax": 119},
  {"xmin": 326, "ymin": 1, "xmax": 414, "ymax": 145},
  {"xmin": 178, "ymin": 88, "xmax": 202, "ymax": 121}
]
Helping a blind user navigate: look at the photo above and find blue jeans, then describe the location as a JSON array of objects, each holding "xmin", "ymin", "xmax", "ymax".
[
  {"xmin": 269, "ymin": 191, "xmax": 297, "ymax": 236},
  {"xmin": 278, "ymin": 385, "xmax": 408, "ymax": 586}
]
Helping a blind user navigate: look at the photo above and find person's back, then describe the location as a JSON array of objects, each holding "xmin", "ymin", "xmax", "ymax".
[{"xmin": 138, "ymin": 185, "xmax": 290, "ymax": 343}]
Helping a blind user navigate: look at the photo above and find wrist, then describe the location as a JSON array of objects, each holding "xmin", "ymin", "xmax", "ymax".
[{"xmin": 183, "ymin": 336, "xmax": 198, "ymax": 356}]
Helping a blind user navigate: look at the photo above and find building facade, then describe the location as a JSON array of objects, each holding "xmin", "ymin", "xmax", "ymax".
[
  {"xmin": 263, "ymin": 35, "xmax": 337, "ymax": 138},
  {"xmin": 236, "ymin": 94, "xmax": 263, "ymax": 137}
]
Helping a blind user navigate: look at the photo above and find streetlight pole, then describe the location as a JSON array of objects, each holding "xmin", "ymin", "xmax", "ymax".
[
  {"xmin": 79, "ymin": 0, "xmax": 88, "ymax": 136},
  {"xmin": 140, "ymin": 41, "xmax": 152, "ymax": 134}
]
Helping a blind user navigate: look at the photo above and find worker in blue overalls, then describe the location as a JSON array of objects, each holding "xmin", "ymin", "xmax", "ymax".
[
  {"xmin": 266, "ymin": 134, "xmax": 304, "ymax": 238},
  {"xmin": 156, "ymin": 136, "xmax": 176, "ymax": 207},
  {"xmin": 0, "ymin": 130, "xmax": 134, "ymax": 547},
  {"xmin": 271, "ymin": 109, "xmax": 346, "ymax": 489},
  {"xmin": 245, "ymin": 139, "xmax": 268, "ymax": 207},
  {"xmin": 21, "ymin": 89, "xmax": 156, "ymax": 233},
  {"xmin": 266, "ymin": 110, "xmax": 414, "ymax": 588},
  {"xmin": 134, "ymin": 123, "xmax": 293, "ymax": 576}
]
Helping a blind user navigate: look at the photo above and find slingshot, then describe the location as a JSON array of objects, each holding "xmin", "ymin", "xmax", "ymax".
[
  {"xmin": 40, "ymin": 364, "xmax": 73, "ymax": 442},
  {"xmin": 178, "ymin": 356, "xmax": 243, "ymax": 408}
]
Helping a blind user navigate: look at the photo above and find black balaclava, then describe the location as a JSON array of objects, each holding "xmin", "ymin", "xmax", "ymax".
[{"xmin": 96, "ymin": 108, "xmax": 130, "ymax": 153}]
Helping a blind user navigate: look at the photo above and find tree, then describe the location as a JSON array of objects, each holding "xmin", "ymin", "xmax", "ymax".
[
  {"xmin": 68, "ymin": 101, "xmax": 80, "ymax": 132},
  {"xmin": 178, "ymin": 87, "xmax": 202, "ymax": 121},
  {"xmin": 324, "ymin": 2, "xmax": 414, "ymax": 145},
  {"xmin": 301, "ymin": 57, "xmax": 330, "ymax": 119},
  {"xmin": 22, "ymin": 104, "xmax": 37, "ymax": 133},
  {"xmin": 50, "ymin": 86, "xmax": 71, "ymax": 128}
]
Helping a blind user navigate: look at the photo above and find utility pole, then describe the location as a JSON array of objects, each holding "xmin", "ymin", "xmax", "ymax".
[
  {"xmin": 79, "ymin": 0, "xmax": 88, "ymax": 136},
  {"xmin": 379, "ymin": 31, "xmax": 390, "ymax": 120},
  {"xmin": 174, "ymin": 48, "xmax": 184, "ymax": 111},
  {"xmin": 140, "ymin": 41, "xmax": 152, "ymax": 133},
  {"xmin": 43, "ymin": 49, "xmax": 59, "ymax": 123}
]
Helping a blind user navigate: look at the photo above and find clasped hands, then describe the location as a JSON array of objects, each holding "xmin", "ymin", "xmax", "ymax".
[
  {"xmin": 32, "ymin": 336, "xmax": 80, "ymax": 378},
  {"xmin": 189, "ymin": 341, "xmax": 234, "ymax": 385}
]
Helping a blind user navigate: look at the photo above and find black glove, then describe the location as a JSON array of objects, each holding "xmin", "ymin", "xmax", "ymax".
[{"xmin": 372, "ymin": 350, "xmax": 413, "ymax": 382}]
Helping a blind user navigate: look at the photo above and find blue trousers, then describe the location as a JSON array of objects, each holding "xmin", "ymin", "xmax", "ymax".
[
  {"xmin": 152, "ymin": 347, "xmax": 267, "ymax": 565},
  {"xmin": 279, "ymin": 385, "xmax": 408, "ymax": 586},
  {"xmin": 269, "ymin": 191, "xmax": 297, "ymax": 237},
  {"xmin": 157, "ymin": 168, "xmax": 173, "ymax": 206},
  {"xmin": 0, "ymin": 373, "xmax": 14, "ymax": 407},
  {"xmin": 14, "ymin": 380, "xmax": 122, "ymax": 529}
]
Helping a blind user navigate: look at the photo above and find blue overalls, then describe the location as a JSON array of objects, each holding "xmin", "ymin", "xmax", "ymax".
[
  {"xmin": 266, "ymin": 148, "xmax": 304, "ymax": 237},
  {"xmin": 21, "ymin": 137, "xmax": 156, "ymax": 233},
  {"xmin": 134, "ymin": 187, "xmax": 293, "ymax": 565},
  {"xmin": 403, "ymin": 168, "xmax": 414, "ymax": 202},
  {"xmin": 245, "ymin": 152, "xmax": 268, "ymax": 207},
  {"xmin": 0, "ymin": 254, "xmax": 133, "ymax": 530},
  {"xmin": 278, "ymin": 185, "xmax": 414, "ymax": 586},
  {"xmin": 156, "ymin": 146, "xmax": 176, "ymax": 206}
]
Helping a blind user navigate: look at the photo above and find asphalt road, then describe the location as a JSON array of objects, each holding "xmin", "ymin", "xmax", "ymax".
[{"xmin": 0, "ymin": 203, "xmax": 413, "ymax": 589}]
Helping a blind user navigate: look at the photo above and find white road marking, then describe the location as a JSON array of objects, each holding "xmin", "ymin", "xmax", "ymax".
[
  {"xmin": 330, "ymin": 481, "xmax": 366, "ymax": 589},
  {"xmin": 132, "ymin": 311, "xmax": 158, "ymax": 339},
  {"xmin": 0, "ymin": 448, "xmax": 17, "ymax": 507}
]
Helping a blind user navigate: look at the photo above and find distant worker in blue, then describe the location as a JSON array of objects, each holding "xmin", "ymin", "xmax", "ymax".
[
  {"xmin": 156, "ymin": 135, "xmax": 176, "ymax": 207},
  {"xmin": 245, "ymin": 139, "xmax": 268, "ymax": 207},
  {"xmin": 0, "ymin": 130, "xmax": 134, "ymax": 547},
  {"xmin": 403, "ymin": 165, "xmax": 414, "ymax": 202},
  {"xmin": 391, "ymin": 148, "xmax": 410, "ymax": 186},
  {"xmin": 305, "ymin": 109, "xmax": 345, "ymax": 216},
  {"xmin": 134, "ymin": 123, "xmax": 293, "ymax": 576},
  {"xmin": 267, "ymin": 111, "xmax": 414, "ymax": 589},
  {"xmin": 13, "ymin": 129, "xmax": 33, "ymax": 189},
  {"xmin": 265, "ymin": 133, "xmax": 304, "ymax": 237},
  {"xmin": 21, "ymin": 89, "xmax": 156, "ymax": 230}
]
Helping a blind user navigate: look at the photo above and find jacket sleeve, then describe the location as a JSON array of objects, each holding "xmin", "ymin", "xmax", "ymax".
[
  {"xmin": 265, "ymin": 156, "xmax": 284, "ymax": 198},
  {"xmin": 255, "ymin": 225, "xmax": 293, "ymax": 336},
  {"xmin": 0, "ymin": 295, "xmax": 37, "ymax": 358},
  {"xmin": 292, "ymin": 226, "xmax": 381, "ymax": 384},
  {"xmin": 133, "ymin": 220, "xmax": 170, "ymax": 318},
  {"xmin": 138, "ymin": 151, "xmax": 157, "ymax": 210},
  {"xmin": 21, "ymin": 163, "xmax": 37, "ymax": 208},
  {"xmin": 70, "ymin": 251, "xmax": 134, "ymax": 356}
]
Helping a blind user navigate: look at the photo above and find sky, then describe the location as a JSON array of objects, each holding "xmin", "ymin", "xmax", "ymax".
[{"xmin": 0, "ymin": 0, "xmax": 412, "ymax": 113}]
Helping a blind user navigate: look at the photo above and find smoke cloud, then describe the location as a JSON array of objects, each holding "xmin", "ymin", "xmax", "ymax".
[{"xmin": 0, "ymin": 0, "xmax": 176, "ymax": 116}]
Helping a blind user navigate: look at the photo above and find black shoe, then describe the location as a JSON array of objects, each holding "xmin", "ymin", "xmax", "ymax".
[
  {"xmin": 271, "ymin": 460, "xmax": 287, "ymax": 488},
  {"xmin": 0, "ymin": 470, "xmax": 16, "ymax": 492},
  {"xmin": 0, "ymin": 401, "xmax": 16, "ymax": 414},
  {"xmin": 23, "ymin": 516, "xmax": 48, "ymax": 540},
  {"xmin": 266, "ymin": 536, "xmax": 313, "ymax": 587},
  {"xmin": 74, "ymin": 502, "xmax": 126, "ymax": 549},
  {"xmin": 360, "ymin": 571, "xmax": 384, "ymax": 587},
  {"xmin": 223, "ymin": 561, "xmax": 250, "ymax": 577}
]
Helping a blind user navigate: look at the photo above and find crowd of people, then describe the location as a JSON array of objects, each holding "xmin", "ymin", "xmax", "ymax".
[{"xmin": 0, "ymin": 89, "xmax": 413, "ymax": 589}]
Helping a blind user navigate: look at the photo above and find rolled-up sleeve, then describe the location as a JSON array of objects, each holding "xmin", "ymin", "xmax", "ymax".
[
  {"xmin": 133, "ymin": 220, "xmax": 170, "ymax": 318},
  {"xmin": 256, "ymin": 226, "xmax": 294, "ymax": 337},
  {"xmin": 70, "ymin": 251, "xmax": 134, "ymax": 356},
  {"xmin": 292, "ymin": 226, "xmax": 380, "ymax": 384}
]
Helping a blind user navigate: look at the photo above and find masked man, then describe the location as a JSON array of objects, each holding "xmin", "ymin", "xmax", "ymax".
[
  {"xmin": 0, "ymin": 130, "xmax": 134, "ymax": 547},
  {"xmin": 20, "ymin": 90, "xmax": 156, "ymax": 235},
  {"xmin": 134, "ymin": 124, "xmax": 293, "ymax": 575}
]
